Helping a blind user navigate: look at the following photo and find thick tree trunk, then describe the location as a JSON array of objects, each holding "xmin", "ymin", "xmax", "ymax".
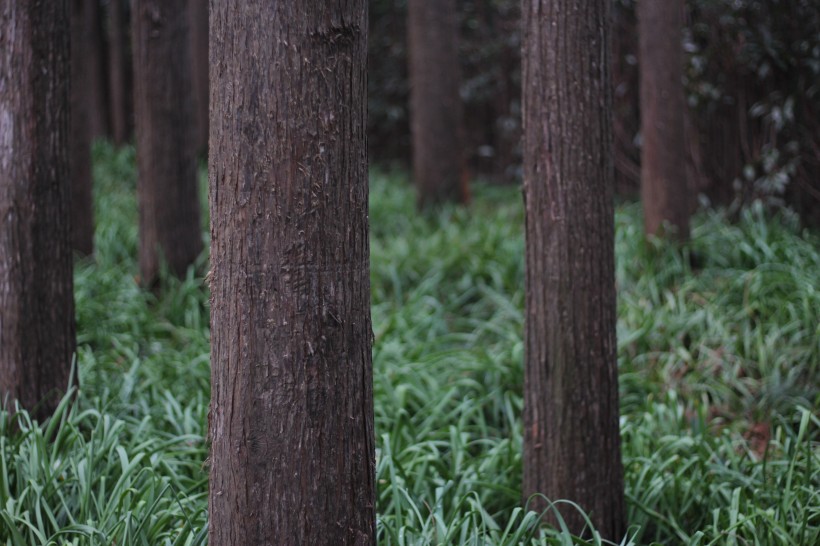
[
  {"xmin": 638, "ymin": 0, "xmax": 690, "ymax": 239},
  {"xmin": 132, "ymin": 0, "xmax": 202, "ymax": 286},
  {"xmin": 521, "ymin": 0, "xmax": 626, "ymax": 540},
  {"xmin": 0, "ymin": 0, "xmax": 77, "ymax": 420},
  {"xmin": 188, "ymin": 0, "xmax": 208, "ymax": 156},
  {"xmin": 85, "ymin": 0, "xmax": 110, "ymax": 140},
  {"xmin": 71, "ymin": 0, "xmax": 95, "ymax": 256},
  {"xmin": 408, "ymin": 0, "xmax": 468, "ymax": 206},
  {"xmin": 108, "ymin": 0, "xmax": 132, "ymax": 145},
  {"xmin": 208, "ymin": 2, "xmax": 375, "ymax": 544}
]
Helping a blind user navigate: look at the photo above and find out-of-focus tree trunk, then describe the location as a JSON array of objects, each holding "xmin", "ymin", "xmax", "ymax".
[
  {"xmin": 408, "ymin": 0, "xmax": 468, "ymax": 206},
  {"xmin": 71, "ymin": 0, "xmax": 95, "ymax": 256},
  {"xmin": 108, "ymin": 0, "xmax": 133, "ymax": 145},
  {"xmin": 133, "ymin": 0, "xmax": 202, "ymax": 285},
  {"xmin": 189, "ymin": 0, "xmax": 208, "ymax": 156},
  {"xmin": 86, "ymin": 0, "xmax": 111, "ymax": 140},
  {"xmin": 638, "ymin": 0, "xmax": 691, "ymax": 239}
]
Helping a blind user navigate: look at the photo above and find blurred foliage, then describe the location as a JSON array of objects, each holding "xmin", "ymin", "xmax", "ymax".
[
  {"xmin": 683, "ymin": 0, "xmax": 820, "ymax": 224},
  {"xmin": 370, "ymin": 0, "xmax": 819, "ymax": 224}
]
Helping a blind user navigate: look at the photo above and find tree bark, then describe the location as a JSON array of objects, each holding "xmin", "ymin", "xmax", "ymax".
[
  {"xmin": 638, "ymin": 0, "xmax": 690, "ymax": 239},
  {"xmin": 85, "ymin": 0, "xmax": 110, "ymax": 140},
  {"xmin": 108, "ymin": 0, "xmax": 132, "ymax": 145},
  {"xmin": 0, "ymin": 0, "xmax": 77, "ymax": 420},
  {"xmin": 71, "ymin": 0, "xmax": 95, "ymax": 256},
  {"xmin": 408, "ymin": 0, "xmax": 468, "ymax": 206},
  {"xmin": 132, "ymin": 0, "xmax": 202, "ymax": 286},
  {"xmin": 188, "ymin": 0, "xmax": 208, "ymax": 156},
  {"xmin": 208, "ymin": 2, "xmax": 375, "ymax": 544},
  {"xmin": 521, "ymin": 0, "xmax": 626, "ymax": 540}
]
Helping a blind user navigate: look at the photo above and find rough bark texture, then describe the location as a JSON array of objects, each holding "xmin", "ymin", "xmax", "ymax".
[
  {"xmin": 638, "ymin": 0, "xmax": 691, "ymax": 239},
  {"xmin": 0, "ymin": 0, "xmax": 77, "ymax": 420},
  {"xmin": 71, "ymin": 0, "xmax": 95, "ymax": 256},
  {"xmin": 133, "ymin": 0, "xmax": 202, "ymax": 285},
  {"xmin": 85, "ymin": 0, "xmax": 110, "ymax": 140},
  {"xmin": 208, "ymin": 2, "xmax": 375, "ymax": 544},
  {"xmin": 108, "ymin": 0, "xmax": 132, "ymax": 145},
  {"xmin": 521, "ymin": 0, "xmax": 626, "ymax": 540},
  {"xmin": 408, "ymin": 0, "xmax": 468, "ymax": 206},
  {"xmin": 189, "ymin": 0, "xmax": 208, "ymax": 156}
]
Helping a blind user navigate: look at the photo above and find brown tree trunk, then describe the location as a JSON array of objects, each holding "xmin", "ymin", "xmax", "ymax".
[
  {"xmin": 408, "ymin": 0, "xmax": 468, "ymax": 206},
  {"xmin": 638, "ymin": 0, "xmax": 691, "ymax": 239},
  {"xmin": 85, "ymin": 0, "xmax": 110, "ymax": 140},
  {"xmin": 108, "ymin": 0, "xmax": 132, "ymax": 145},
  {"xmin": 521, "ymin": 0, "xmax": 626, "ymax": 540},
  {"xmin": 0, "ymin": 0, "xmax": 77, "ymax": 420},
  {"xmin": 208, "ymin": 2, "xmax": 375, "ymax": 544},
  {"xmin": 188, "ymin": 0, "xmax": 208, "ymax": 156},
  {"xmin": 71, "ymin": 0, "xmax": 95, "ymax": 256},
  {"xmin": 132, "ymin": 0, "xmax": 202, "ymax": 286}
]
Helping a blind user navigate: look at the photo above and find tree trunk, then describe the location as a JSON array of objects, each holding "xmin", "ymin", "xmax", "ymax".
[
  {"xmin": 85, "ymin": 0, "xmax": 110, "ymax": 140},
  {"xmin": 408, "ymin": 0, "xmax": 468, "ymax": 206},
  {"xmin": 0, "ymin": 0, "xmax": 77, "ymax": 420},
  {"xmin": 208, "ymin": 2, "xmax": 375, "ymax": 544},
  {"xmin": 71, "ymin": 0, "xmax": 95, "ymax": 256},
  {"xmin": 638, "ymin": 0, "xmax": 690, "ymax": 239},
  {"xmin": 521, "ymin": 0, "xmax": 626, "ymax": 540},
  {"xmin": 108, "ymin": 0, "xmax": 132, "ymax": 145},
  {"xmin": 132, "ymin": 0, "xmax": 202, "ymax": 286},
  {"xmin": 188, "ymin": 0, "xmax": 208, "ymax": 156}
]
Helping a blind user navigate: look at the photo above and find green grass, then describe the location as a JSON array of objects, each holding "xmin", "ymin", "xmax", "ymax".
[{"xmin": 1, "ymin": 144, "xmax": 818, "ymax": 545}]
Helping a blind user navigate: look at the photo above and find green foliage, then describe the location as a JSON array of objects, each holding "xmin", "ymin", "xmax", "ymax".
[{"xmin": 1, "ymin": 147, "xmax": 818, "ymax": 544}]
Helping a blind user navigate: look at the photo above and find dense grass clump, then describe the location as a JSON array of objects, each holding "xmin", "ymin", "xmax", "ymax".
[{"xmin": 1, "ymin": 145, "xmax": 817, "ymax": 545}]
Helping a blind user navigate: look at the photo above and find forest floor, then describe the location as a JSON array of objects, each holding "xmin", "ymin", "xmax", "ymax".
[{"xmin": 1, "ymin": 144, "xmax": 818, "ymax": 545}]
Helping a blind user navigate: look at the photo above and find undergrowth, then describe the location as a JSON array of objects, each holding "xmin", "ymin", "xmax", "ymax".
[{"xmin": 0, "ymin": 145, "xmax": 817, "ymax": 545}]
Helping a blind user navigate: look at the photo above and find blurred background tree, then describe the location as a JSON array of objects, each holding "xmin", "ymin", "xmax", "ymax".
[{"xmin": 369, "ymin": 0, "xmax": 819, "ymax": 226}]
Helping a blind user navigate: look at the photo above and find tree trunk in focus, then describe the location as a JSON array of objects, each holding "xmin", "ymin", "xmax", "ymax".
[
  {"xmin": 133, "ymin": 0, "xmax": 202, "ymax": 285},
  {"xmin": 208, "ymin": 2, "xmax": 376, "ymax": 544},
  {"xmin": 0, "ymin": 0, "xmax": 77, "ymax": 420},
  {"xmin": 521, "ymin": 0, "xmax": 626, "ymax": 540},
  {"xmin": 638, "ymin": 0, "xmax": 691, "ymax": 239},
  {"xmin": 408, "ymin": 0, "xmax": 468, "ymax": 206}
]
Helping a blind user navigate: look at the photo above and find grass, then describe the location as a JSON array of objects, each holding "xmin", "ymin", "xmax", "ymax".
[{"xmin": 1, "ymin": 143, "xmax": 818, "ymax": 545}]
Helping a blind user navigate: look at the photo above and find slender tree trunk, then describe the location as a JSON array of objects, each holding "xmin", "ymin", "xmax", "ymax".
[
  {"xmin": 209, "ymin": 2, "xmax": 375, "ymax": 544},
  {"xmin": 188, "ymin": 0, "xmax": 208, "ymax": 156},
  {"xmin": 108, "ymin": 0, "xmax": 132, "ymax": 145},
  {"xmin": 638, "ymin": 0, "xmax": 690, "ymax": 239},
  {"xmin": 0, "ymin": 0, "xmax": 77, "ymax": 420},
  {"xmin": 86, "ymin": 0, "xmax": 110, "ymax": 140},
  {"xmin": 132, "ymin": 0, "xmax": 202, "ymax": 286},
  {"xmin": 408, "ymin": 0, "xmax": 468, "ymax": 206},
  {"xmin": 521, "ymin": 0, "xmax": 626, "ymax": 540},
  {"xmin": 71, "ymin": 0, "xmax": 95, "ymax": 256}
]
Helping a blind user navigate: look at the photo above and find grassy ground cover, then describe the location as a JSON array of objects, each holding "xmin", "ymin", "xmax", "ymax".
[{"xmin": 1, "ymin": 144, "xmax": 818, "ymax": 545}]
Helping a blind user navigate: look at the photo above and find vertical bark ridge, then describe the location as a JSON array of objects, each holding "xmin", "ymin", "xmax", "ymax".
[
  {"xmin": 522, "ymin": 0, "xmax": 626, "ymax": 540},
  {"xmin": 208, "ymin": 2, "xmax": 375, "ymax": 544},
  {"xmin": 0, "ymin": 0, "xmax": 77, "ymax": 420}
]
